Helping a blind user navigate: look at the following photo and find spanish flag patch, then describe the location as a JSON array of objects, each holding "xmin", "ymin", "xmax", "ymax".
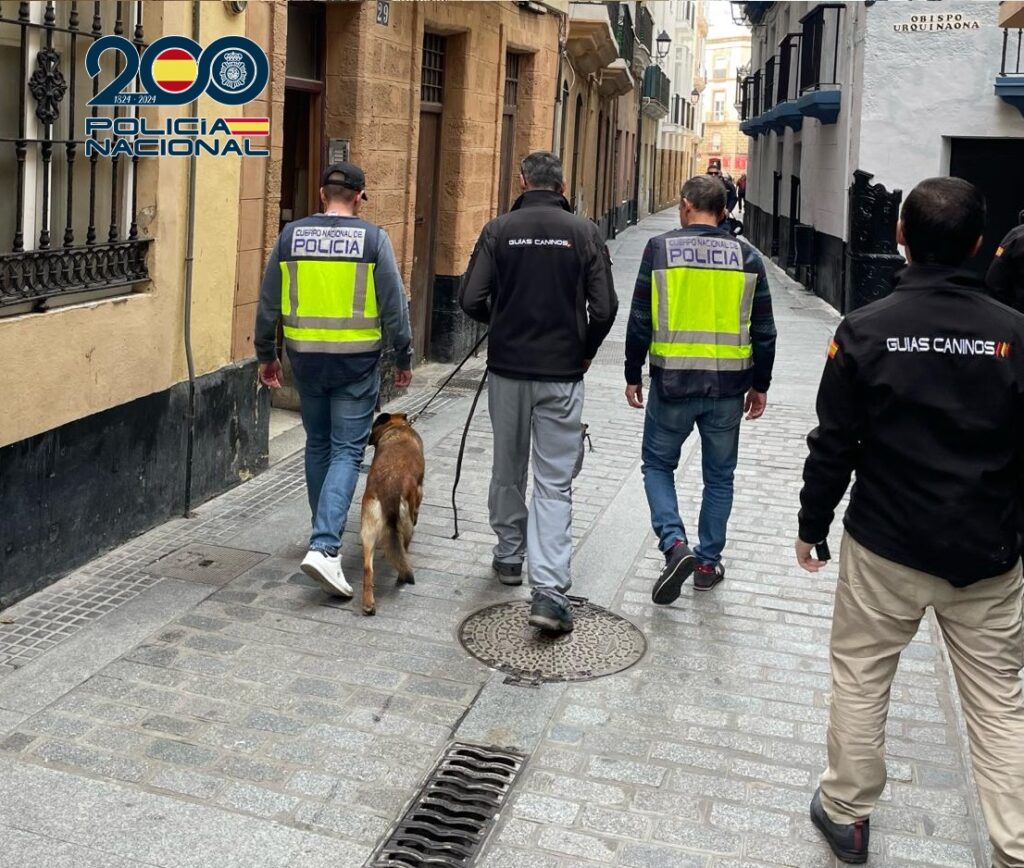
[
  {"xmin": 996, "ymin": 341, "xmax": 1012, "ymax": 358},
  {"xmin": 827, "ymin": 338, "xmax": 840, "ymax": 359},
  {"xmin": 996, "ymin": 246, "xmax": 1005, "ymax": 257}
]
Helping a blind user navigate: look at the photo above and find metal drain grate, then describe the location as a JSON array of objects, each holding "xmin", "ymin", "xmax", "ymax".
[
  {"xmin": 143, "ymin": 544, "xmax": 268, "ymax": 586},
  {"xmin": 371, "ymin": 742, "xmax": 525, "ymax": 867}
]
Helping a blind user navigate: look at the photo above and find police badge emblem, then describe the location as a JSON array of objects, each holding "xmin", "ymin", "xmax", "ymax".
[{"xmin": 218, "ymin": 51, "xmax": 248, "ymax": 91}]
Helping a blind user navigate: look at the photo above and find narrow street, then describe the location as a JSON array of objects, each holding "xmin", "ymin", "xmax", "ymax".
[{"xmin": 0, "ymin": 210, "xmax": 991, "ymax": 868}]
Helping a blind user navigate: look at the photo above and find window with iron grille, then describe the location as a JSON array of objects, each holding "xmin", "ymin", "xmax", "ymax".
[
  {"xmin": 504, "ymin": 51, "xmax": 519, "ymax": 109},
  {"xmin": 0, "ymin": 0, "xmax": 150, "ymax": 315},
  {"xmin": 421, "ymin": 32, "xmax": 445, "ymax": 105}
]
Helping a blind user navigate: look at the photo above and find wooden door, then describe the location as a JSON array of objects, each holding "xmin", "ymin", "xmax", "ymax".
[{"xmin": 411, "ymin": 107, "xmax": 442, "ymax": 361}]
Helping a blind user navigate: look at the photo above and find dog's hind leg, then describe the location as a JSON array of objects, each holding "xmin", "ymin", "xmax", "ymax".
[
  {"xmin": 390, "ymin": 499, "xmax": 415, "ymax": 585},
  {"xmin": 360, "ymin": 497, "xmax": 382, "ymax": 615}
]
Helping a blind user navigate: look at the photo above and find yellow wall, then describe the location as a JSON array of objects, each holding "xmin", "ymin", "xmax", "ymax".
[{"xmin": 0, "ymin": 1, "xmax": 246, "ymax": 448}]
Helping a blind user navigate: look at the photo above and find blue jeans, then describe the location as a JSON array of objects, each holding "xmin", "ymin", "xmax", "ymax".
[
  {"xmin": 294, "ymin": 367, "xmax": 379, "ymax": 554},
  {"xmin": 641, "ymin": 388, "xmax": 743, "ymax": 566}
]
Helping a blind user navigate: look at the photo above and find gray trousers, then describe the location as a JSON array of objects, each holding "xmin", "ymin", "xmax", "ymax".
[{"xmin": 487, "ymin": 372, "xmax": 585, "ymax": 605}]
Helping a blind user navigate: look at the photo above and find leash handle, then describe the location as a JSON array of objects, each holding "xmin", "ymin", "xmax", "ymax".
[
  {"xmin": 408, "ymin": 330, "xmax": 488, "ymax": 425},
  {"xmin": 451, "ymin": 369, "xmax": 489, "ymax": 540}
]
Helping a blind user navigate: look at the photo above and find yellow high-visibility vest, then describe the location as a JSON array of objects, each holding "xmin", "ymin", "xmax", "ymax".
[
  {"xmin": 280, "ymin": 258, "xmax": 381, "ymax": 355},
  {"xmin": 650, "ymin": 234, "xmax": 757, "ymax": 373}
]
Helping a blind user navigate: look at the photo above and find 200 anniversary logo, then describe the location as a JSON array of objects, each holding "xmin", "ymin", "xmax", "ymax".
[{"xmin": 84, "ymin": 34, "xmax": 270, "ymax": 157}]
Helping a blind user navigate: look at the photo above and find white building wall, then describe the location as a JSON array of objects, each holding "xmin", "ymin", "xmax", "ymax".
[{"xmin": 858, "ymin": 0, "xmax": 1020, "ymax": 194}]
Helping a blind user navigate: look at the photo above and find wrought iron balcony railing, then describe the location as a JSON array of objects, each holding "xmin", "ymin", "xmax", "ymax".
[
  {"xmin": 635, "ymin": 3, "xmax": 654, "ymax": 54},
  {"xmin": 0, "ymin": 1, "xmax": 152, "ymax": 313},
  {"xmin": 1001, "ymin": 27, "xmax": 1023, "ymax": 75},
  {"xmin": 800, "ymin": 3, "xmax": 844, "ymax": 92}
]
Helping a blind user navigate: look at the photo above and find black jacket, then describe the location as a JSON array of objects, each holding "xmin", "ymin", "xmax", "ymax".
[
  {"xmin": 459, "ymin": 190, "xmax": 618, "ymax": 381},
  {"xmin": 987, "ymin": 224, "xmax": 1024, "ymax": 313},
  {"xmin": 799, "ymin": 265, "xmax": 1024, "ymax": 586}
]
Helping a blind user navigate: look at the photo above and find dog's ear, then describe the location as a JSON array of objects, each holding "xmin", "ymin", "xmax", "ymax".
[
  {"xmin": 393, "ymin": 413, "xmax": 409, "ymax": 425},
  {"xmin": 370, "ymin": 413, "xmax": 391, "ymax": 446}
]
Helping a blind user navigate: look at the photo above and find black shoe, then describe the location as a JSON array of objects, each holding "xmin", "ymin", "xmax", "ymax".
[
  {"xmin": 693, "ymin": 561, "xmax": 725, "ymax": 592},
  {"xmin": 528, "ymin": 597, "xmax": 574, "ymax": 634},
  {"xmin": 492, "ymin": 558, "xmax": 523, "ymax": 586},
  {"xmin": 652, "ymin": 541, "xmax": 696, "ymax": 605},
  {"xmin": 810, "ymin": 789, "xmax": 868, "ymax": 864}
]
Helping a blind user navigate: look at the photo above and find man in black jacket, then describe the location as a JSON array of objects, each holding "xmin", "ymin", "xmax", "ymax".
[
  {"xmin": 460, "ymin": 151, "xmax": 617, "ymax": 634},
  {"xmin": 986, "ymin": 210, "xmax": 1024, "ymax": 312},
  {"xmin": 797, "ymin": 177, "xmax": 1024, "ymax": 865}
]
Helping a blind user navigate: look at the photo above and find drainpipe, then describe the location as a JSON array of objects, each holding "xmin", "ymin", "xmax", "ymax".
[
  {"xmin": 182, "ymin": 0, "xmax": 200, "ymax": 517},
  {"xmin": 552, "ymin": 14, "xmax": 566, "ymax": 151}
]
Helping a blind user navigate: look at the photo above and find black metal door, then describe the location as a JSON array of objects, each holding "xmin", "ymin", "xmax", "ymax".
[
  {"xmin": 787, "ymin": 175, "xmax": 801, "ymax": 265},
  {"xmin": 950, "ymin": 138, "xmax": 1024, "ymax": 275}
]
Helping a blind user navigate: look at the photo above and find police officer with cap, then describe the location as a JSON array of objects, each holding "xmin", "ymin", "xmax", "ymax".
[
  {"xmin": 255, "ymin": 162, "xmax": 413, "ymax": 598},
  {"xmin": 986, "ymin": 209, "xmax": 1024, "ymax": 313}
]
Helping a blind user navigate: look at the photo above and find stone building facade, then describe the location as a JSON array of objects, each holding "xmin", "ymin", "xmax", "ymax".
[
  {"xmin": 700, "ymin": 10, "xmax": 750, "ymax": 179},
  {"xmin": 0, "ymin": 1, "xmax": 267, "ymax": 605}
]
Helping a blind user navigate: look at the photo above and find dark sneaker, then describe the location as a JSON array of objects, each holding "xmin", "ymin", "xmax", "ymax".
[
  {"xmin": 492, "ymin": 559, "xmax": 523, "ymax": 586},
  {"xmin": 810, "ymin": 789, "xmax": 868, "ymax": 864},
  {"xmin": 652, "ymin": 541, "xmax": 696, "ymax": 605},
  {"xmin": 528, "ymin": 597, "xmax": 574, "ymax": 634},
  {"xmin": 693, "ymin": 561, "xmax": 725, "ymax": 592}
]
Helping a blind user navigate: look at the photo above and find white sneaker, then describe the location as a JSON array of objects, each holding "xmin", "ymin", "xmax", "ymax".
[{"xmin": 300, "ymin": 550, "xmax": 353, "ymax": 598}]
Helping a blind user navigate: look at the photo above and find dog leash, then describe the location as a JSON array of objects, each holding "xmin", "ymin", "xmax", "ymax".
[
  {"xmin": 407, "ymin": 330, "xmax": 489, "ymax": 426},
  {"xmin": 450, "ymin": 368, "xmax": 489, "ymax": 540}
]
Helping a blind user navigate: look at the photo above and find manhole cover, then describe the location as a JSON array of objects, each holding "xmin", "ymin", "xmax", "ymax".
[
  {"xmin": 144, "ymin": 544, "xmax": 268, "ymax": 586},
  {"xmin": 458, "ymin": 599, "xmax": 646, "ymax": 683}
]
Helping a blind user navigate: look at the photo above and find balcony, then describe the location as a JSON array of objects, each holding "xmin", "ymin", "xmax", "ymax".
[
  {"xmin": 600, "ymin": 59, "xmax": 635, "ymax": 97},
  {"xmin": 642, "ymin": 65, "xmax": 670, "ymax": 118},
  {"xmin": 996, "ymin": 28, "xmax": 1024, "ymax": 117},
  {"xmin": 631, "ymin": 3, "xmax": 654, "ymax": 78},
  {"xmin": 567, "ymin": 3, "xmax": 619, "ymax": 76},
  {"xmin": 608, "ymin": 3, "xmax": 635, "ymax": 64},
  {"xmin": 796, "ymin": 3, "xmax": 843, "ymax": 124}
]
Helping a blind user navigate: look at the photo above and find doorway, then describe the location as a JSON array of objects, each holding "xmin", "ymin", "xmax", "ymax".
[
  {"xmin": 411, "ymin": 33, "xmax": 446, "ymax": 362},
  {"xmin": 498, "ymin": 52, "xmax": 521, "ymax": 215},
  {"xmin": 950, "ymin": 138, "xmax": 1024, "ymax": 275},
  {"xmin": 280, "ymin": 2, "xmax": 325, "ymax": 230}
]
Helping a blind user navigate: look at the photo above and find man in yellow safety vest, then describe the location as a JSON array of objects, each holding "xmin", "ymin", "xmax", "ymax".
[
  {"xmin": 624, "ymin": 174, "xmax": 776, "ymax": 604},
  {"xmin": 254, "ymin": 162, "xmax": 412, "ymax": 598}
]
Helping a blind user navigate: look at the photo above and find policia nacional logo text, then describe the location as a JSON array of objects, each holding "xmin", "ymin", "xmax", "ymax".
[{"xmin": 886, "ymin": 336, "xmax": 1012, "ymax": 357}]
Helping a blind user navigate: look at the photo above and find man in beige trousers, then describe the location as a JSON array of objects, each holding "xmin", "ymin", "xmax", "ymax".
[{"xmin": 796, "ymin": 177, "xmax": 1024, "ymax": 865}]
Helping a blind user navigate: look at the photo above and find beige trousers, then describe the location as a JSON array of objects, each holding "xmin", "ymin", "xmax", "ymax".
[{"xmin": 821, "ymin": 533, "xmax": 1024, "ymax": 867}]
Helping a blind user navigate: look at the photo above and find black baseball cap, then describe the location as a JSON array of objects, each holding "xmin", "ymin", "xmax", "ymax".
[{"xmin": 321, "ymin": 162, "xmax": 368, "ymax": 200}]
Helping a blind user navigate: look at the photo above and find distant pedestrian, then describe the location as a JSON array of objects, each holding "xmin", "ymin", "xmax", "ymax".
[
  {"xmin": 708, "ymin": 164, "xmax": 738, "ymax": 213},
  {"xmin": 255, "ymin": 162, "xmax": 413, "ymax": 598},
  {"xmin": 625, "ymin": 175, "xmax": 776, "ymax": 603},
  {"xmin": 736, "ymin": 174, "xmax": 747, "ymax": 213},
  {"xmin": 460, "ymin": 151, "xmax": 618, "ymax": 634},
  {"xmin": 797, "ymin": 177, "xmax": 1024, "ymax": 865},
  {"xmin": 986, "ymin": 209, "xmax": 1024, "ymax": 313}
]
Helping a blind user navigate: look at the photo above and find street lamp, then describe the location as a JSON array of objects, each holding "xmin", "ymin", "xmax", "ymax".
[
  {"xmin": 656, "ymin": 30, "xmax": 672, "ymax": 63},
  {"xmin": 689, "ymin": 88, "xmax": 700, "ymax": 105}
]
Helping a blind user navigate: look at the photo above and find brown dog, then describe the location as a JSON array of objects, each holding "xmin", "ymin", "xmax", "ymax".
[{"xmin": 360, "ymin": 413, "xmax": 424, "ymax": 615}]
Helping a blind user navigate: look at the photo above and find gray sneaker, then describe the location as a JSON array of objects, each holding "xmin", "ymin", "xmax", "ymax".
[
  {"xmin": 492, "ymin": 558, "xmax": 523, "ymax": 586},
  {"xmin": 528, "ymin": 597, "xmax": 574, "ymax": 634}
]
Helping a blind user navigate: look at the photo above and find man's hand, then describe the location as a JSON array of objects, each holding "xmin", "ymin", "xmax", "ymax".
[
  {"xmin": 258, "ymin": 360, "xmax": 282, "ymax": 389},
  {"xmin": 796, "ymin": 539, "xmax": 828, "ymax": 573},
  {"xmin": 625, "ymin": 383, "xmax": 644, "ymax": 409},
  {"xmin": 394, "ymin": 368, "xmax": 412, "ymax": 389},
  {"xmin": 744, "ymin": 388, "xmax": 767, "ymax": 420}
]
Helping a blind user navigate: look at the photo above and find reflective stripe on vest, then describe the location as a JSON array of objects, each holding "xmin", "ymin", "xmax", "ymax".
[
  {"xmin": 649, "ymin": 262, "xmax": 757, "ymax": 373},
  {"xmin": 280, "ymin": 258, "xmax": 381, "ymax": 354}
]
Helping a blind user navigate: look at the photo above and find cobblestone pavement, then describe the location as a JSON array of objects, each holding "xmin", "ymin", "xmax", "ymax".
[{"xmin": 0, "ymin": 210, "xmax": 993, "ymax": 867}]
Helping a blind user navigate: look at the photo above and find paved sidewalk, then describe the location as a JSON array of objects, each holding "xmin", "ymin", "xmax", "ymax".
[{"xmin": 0, "ymin": 209, "xmax": 992, "ymax": 868}]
